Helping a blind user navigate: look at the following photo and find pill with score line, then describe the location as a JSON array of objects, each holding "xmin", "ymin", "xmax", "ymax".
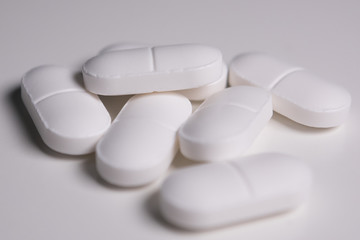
[
  {"xmin": 82, "ymin": 43, "xmax": 224, "ymax": 96},
  {"xmin": 179, "ymin": 85, "xmax": 272, "ymax": 162},
  {"xmin": 159, "ymin": 152, "xmax": 312, "ymax": 231},
  {"xmin": 229, "ymin": 52, "xmax": 351, "ymax": 128},
  {"xmin": 21, "ymin": 65, "xmax": 111, "ymax": 155},
  {"xmin": 96, "ymin": 92, "xmax": 192, "ymax": 187},
  {"xmin": 96, "ymin": 42, "xmax": 228, "ymax": 100}
]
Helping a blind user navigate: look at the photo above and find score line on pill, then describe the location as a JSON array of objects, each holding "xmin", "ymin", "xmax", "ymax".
[
  {"xmin": 159, "ymin": 152, "xmax": 312, "ymax": 230},
  {"xmin": 229, "ymin": 52, "xmax": 351, "ymax": 128},
  {"xmin": 82, "ymin": 43, "xmax": 224, "ymax": 96},
  {"xmin": 95, "ymin": 42, "xmax": 228, "ymax": 100},
  {"xmin": 179, "ymin": 86, "xmax": 272, "ymax": 162},
  {"xmin": 21, "ymin": 65, "xmax": 111, "ymax": 155}
]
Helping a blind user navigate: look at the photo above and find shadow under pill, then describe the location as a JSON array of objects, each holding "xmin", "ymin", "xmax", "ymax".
[
  {"xmin": 73, "ymin": 71, "xmax": 86, "ymax": 88},
  {"xmin": 8, "ymin": 85, "xmax": 54, "ymax": 154},
  {"xmin": 271, "ymin": 112, "xmax": 339, "ymax": 134},
  {"xmin": 99, "ymin": 94, "xmax": 133, "ymax": 121},
  {"xmin": 80, "ymin": 158, "xmax": 153, "ymax": 191},
  {"xmin": 80, "ymin": 158, "xmax": 120, "ymax": 190},
  {"xmin": 143, "ymin": 191, "xmax": 194, "ymax": 233},
  {"xmin": 80, "ymin": 158, "xmax": 126, "ymax": 190},
  {"xmin": 8, "ymin": 85, "xmax": 43, "ymax": 147},
  {"xmin": 73, "ymin": 70, "xmax": 133, "ymax": 121},
  {"xmin": 171, "ymin": 151, "xmax": 200, "ymax": 169}
]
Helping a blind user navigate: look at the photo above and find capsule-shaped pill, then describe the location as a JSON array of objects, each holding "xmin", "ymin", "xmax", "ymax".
[
  {"xmin": 229, "ymin": 53, "xmax": 351, "ymax": 128},
  {"xmin": 179, "ymin": 86, "xmax": 272, "ymax": 162},
  {"xmin": 160, "ymin": 152, "xmax": 312, "ymax": 231},
  {"xmin": 82, "ymin": 43, "xmax": 223, "ymax": 95},
  {"xmin": 96, "ymin": 92, "xmax": 192, "ymax": 187},
  {"xmin": 21, "ymin": 65, "xmax": 111, "ymax": 155},
  {"xmin": 95, "ymin": 42, "xmax": 228, "ymax": 100}
]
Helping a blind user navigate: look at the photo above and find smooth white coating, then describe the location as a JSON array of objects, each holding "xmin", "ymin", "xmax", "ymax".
[
  {"xmin": 160, "ymin": 152, "xmax": 312, "ymax": 231},
  {"xmin": 179, "ymin": 86, "xmax": 272, "ymax": 162},
  {"xmin": 96, "ymin": 92, "xmax": 192, "ymax": 187},
  {"xmin": 96, "ymin": 42, "xmax": 228, "ymax": 100},
  {"xmin": 82, "ymin": 43, "xmax": 223, "ymax": 95},
  {"xmin": 21, "ymin": 65, "xmax": 111, "ymax": 155},
  {"xmin": 229, "ymin": 52, "xmax": 352, "ymax": 128}
]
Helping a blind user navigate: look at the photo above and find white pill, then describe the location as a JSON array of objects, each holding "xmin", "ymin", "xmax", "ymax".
[
  {"xmin": 179, "ymin": 86, "xmax": 272, "ymax": 162},
  {"xmin": 96, "ymin": 42, "xmax": 228, "ymax": 100},
  {"xmin": 160, "ymin": 152, "xmax": 312, "ymax": 231},
  {"xmin": 96, "ymin": 92, "xmax": 192, "ymax": 187},
  {"xmin": 82, "ymin": 43, "xmax": 223, "ymax": 96},
  {"xmin": 229, "ymin": 52, "xmax": 351, "ymax": 128},
  {"xmin": 21, "ymin": 65, "xmax": 111, "ymax": 155}
]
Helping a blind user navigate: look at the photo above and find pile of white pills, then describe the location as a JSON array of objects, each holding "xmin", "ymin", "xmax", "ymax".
[{"xmin": 21, "ymin": 43, "xmax": 351, "ymax": 231}]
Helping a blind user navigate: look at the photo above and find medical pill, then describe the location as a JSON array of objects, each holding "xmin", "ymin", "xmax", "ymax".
[
  {"xmin": 229, "ymin": 53, "xmax": 351, "ymax": 128},
  {"xmin": 96, "ymin": 42, "xmax": 228, "ymax": 100},
  {"xmin": 160, "ymin": 152, "xmax": 312, "ymax": 231},
  {"xmin": 96, "ymin": 92, "xmax": 192, "ymax": 187},
  {"xmin": 82, "ymin": 43, "xmax": 223, "ymax": 95},
  {"xmin": 179, "ymin": 86, "xmax": 272, "ymax": 162},
  {"xmin": 21, "ymin": 65, "xmax": 111, "ymax": 155}
]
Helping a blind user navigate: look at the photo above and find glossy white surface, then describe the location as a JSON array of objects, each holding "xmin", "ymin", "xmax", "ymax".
[
  {"xmin": 21, "ymin": 65, "xmax": 111, "ymax": 155},
  {"xmin": 1, "ymin": 1, "xmax": 360, "ymax": 239},
  {"xmin": 82, "ymin": 44, "xmax": 223, "ymax": 95},
  {"xmin": 96, "ymin": 93, "xmax": 191, "ymax": 187},
  {"xmin": 229, "ymin": 53, "xmax": 351, "ymax": 128},
  {"xmin": 97, "ymin": 42, "xmax": 228, "ymax": 100},
  {"xmin": 179, "ymin": 86, "xmax": 272, "ymax": 162},
  {"xmin": 160, "ymin": 153, "xmax": 312, "ymax": 230}
]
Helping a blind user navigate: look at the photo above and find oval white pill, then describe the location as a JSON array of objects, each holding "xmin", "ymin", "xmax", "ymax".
[
  {"xmin": 96, "ymin": 42, "xmax": 228, "ymax": 100},
  {"xmin": 179, "ymin": 86, "xmax": 272, "ymax": 162},
  {"xmin": 21, "ymin": 65, "xmax": 111, "ymax": 155},
  {"xmin": 96, "ymin": 92, "xmax": 192, "ymax": 187},
  {"xmin": 160, "ymin": 152, "xmax": 312, "ymax": 231},
  {"xmin": 229, "ymin": 52, "xmax": 351, "ymax": 128},
  {"xmin": 82, "ymin": 43, "xmax": 223, "ymax": 95}
]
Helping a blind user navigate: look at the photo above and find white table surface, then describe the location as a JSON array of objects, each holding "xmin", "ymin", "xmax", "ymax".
[{"xmin": 1, "ymin": 1, "xmax": 359, "ymax": 239}]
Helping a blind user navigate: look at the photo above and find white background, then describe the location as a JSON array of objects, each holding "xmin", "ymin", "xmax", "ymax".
[{"xmin": 1, "ymin": 0, "xmax": 359, "ymax": 239}]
